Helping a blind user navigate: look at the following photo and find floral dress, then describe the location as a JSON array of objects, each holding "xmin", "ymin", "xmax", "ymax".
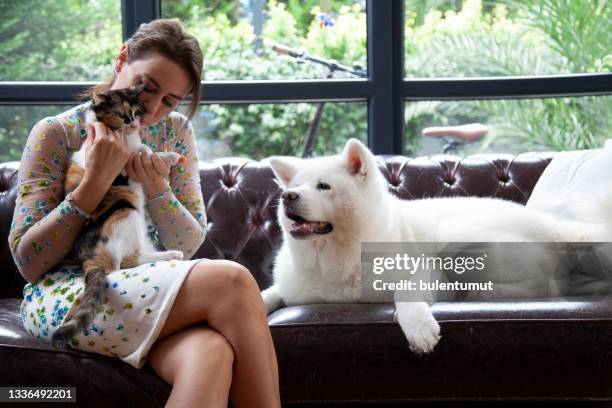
[{"xmin": 8, "ymin": 102, "xmax": 207, "ymax": 368}]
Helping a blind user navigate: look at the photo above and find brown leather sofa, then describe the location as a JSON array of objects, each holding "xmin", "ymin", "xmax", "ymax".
[{"xmin": 1, "ymin": 153, "xmax": 612, "ymax": 407}]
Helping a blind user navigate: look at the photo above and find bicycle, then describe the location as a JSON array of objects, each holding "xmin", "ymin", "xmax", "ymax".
[
  {"xmin": 273, "ymin": 44, "xmax": 488, "ymax": 157},
  {"xmin": 272, "ymin": 44, "xmax": 367, "ymax": 158}
]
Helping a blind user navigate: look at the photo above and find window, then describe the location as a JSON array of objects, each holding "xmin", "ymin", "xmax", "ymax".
[
  {"xmin": 0, "ymin": 0, "xmax": 611, "ymax": 162},
  {"xmin": 0, "ymin": 0, "xmax": 121, "ymax": 81},
  {"xmin": 162, "ymin": 0, "xmax": 367, "ymax": 81},
  {"xmin": 180, "ymin": 102, "xmax": 367, "ymax": 160},
  {"xmin": 0, "ymin": 106, "xmax": 74, "ymax": 162},
  {"xmin": 404, "ymin": 0, "xmax": 612, "ymax": 78},
  {"xmin": 405, "ymin": 95, "xmax": 612, "ymax": 156}
]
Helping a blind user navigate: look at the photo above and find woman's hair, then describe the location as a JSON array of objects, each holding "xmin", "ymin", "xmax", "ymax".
[{"xmin": 83, "ymin": 18, "xmax": 203, "ymax": 120}]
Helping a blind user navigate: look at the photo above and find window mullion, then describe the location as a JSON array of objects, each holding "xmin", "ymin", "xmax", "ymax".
[
  {"xmin": 367, "ymin": 0, "xmax": 405, "ymax": 155},
  {"xmin": 120, "ymin": 0, "xmax": 161, "ymax": 42}
]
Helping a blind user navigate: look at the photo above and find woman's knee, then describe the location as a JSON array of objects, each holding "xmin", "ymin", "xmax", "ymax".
[
  {"xmin": 178, "ymin": 260, "xmax": 266, "ymax": 325},
  {"xmin": 186, "ymin": 326, "xmax": 235, "ymax": 367},
  {"xmin": 190, "ymin": 260, "xmax": 261, "ymax": 299}
]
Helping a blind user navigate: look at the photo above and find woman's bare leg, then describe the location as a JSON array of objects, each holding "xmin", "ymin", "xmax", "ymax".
[
  {"xmin": 155, "ymin": 260, "xmax": 280, "ymax": 408},
  {"xmin": 148, "ymin": 324, "xmax": 234, "ymax": 408}
]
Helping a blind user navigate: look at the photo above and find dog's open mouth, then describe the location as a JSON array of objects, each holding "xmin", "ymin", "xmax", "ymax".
[{"xmin": 285, "ymin": 210, "xmax": 333, "ymax": 238}]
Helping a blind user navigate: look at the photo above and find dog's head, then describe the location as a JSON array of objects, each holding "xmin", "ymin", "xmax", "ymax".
[{"xmin": 268, "ymin": 138, "xmax": 385, "ymax": 240}]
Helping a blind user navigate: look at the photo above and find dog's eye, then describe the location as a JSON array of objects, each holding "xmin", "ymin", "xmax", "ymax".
[{"xmin": 317, "ymin": 182, "xmax": 331, "ymax": 190}]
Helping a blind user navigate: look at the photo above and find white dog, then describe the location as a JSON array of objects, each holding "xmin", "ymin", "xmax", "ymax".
[{"xmin": 262, "ymin": 138, "xmax": 612, "ymax": 353}]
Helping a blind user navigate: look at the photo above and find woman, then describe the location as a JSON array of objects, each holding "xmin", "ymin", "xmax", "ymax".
[{"xmin": 8, "ymin": 18, "xmax": 280, "ymax": 408}]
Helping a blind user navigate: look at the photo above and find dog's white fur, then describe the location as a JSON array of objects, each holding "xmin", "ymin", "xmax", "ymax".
[{"xmin": 262, "ymin": 138, "xmax": 612, "ymax": 353}]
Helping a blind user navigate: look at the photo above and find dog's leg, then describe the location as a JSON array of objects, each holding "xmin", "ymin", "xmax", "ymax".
[
  {"xmin": 394, "ymin": 300, "xmax": 441, "ymax": 354},
  {"xmin": 261, "ymin": 285, "xmax": 283, "ymax": 315}
]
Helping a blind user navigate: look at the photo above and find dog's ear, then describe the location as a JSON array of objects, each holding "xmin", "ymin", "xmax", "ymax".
[
  {"xmin": 342, "ymin": 138, "xmax": 370, "ymax": 176},
  {"xmin": 267, "ymin": 156, "xmax": 300, "ymax": 187}
]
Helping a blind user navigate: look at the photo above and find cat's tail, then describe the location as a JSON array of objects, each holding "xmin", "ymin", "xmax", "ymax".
[{"xmin": 51, "ymin": 264, "xmax": 107, "ymax": 349}]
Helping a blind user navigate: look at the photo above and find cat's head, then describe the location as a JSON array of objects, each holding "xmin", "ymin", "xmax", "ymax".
[{"xmin": 91, "ymin": 84, "xmax": 146, "ymax": 131}]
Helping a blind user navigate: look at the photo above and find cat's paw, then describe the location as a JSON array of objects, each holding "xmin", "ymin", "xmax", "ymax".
[
  {"xmin": 137, "ymin": 145, "xmax": 153, "ymax": 155},
  {"xmin": 395, "ymin": 302, "xmax": 441, "ymax": 354},
  {"xmin": 168, "ymin": 250, "xmax": 184, "ymax": 260},
  {"xmin": 156, "ymin": 152, "xmax": 184, "ymax": 167}
]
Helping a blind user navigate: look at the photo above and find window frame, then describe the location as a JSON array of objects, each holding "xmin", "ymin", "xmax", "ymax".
[{"xmin": 0, "ymin": 0, "xmax": 610, "ymax": 155}]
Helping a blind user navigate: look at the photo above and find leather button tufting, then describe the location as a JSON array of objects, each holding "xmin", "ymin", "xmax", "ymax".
[
  {"xmin": 223, "ymin": 177, "xmax": 236, "ymax": 188},
  {"xmin": 251, "ymin": 212, "xmax": 264, "ymax": 226}
]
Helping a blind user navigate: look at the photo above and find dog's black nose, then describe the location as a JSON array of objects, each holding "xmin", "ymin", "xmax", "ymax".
[{"xmin": 282, "ymin": 191, "xmax": 299, "ymax": 204}]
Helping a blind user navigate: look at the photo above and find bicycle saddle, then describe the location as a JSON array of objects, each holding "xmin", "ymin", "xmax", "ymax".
[{"xmin": 421, "ymin": 123, "xmax": 489, "ymax": 143}]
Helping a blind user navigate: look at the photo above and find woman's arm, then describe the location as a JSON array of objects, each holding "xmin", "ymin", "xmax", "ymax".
[
  {"xmin": 8, "ymin": 118, "xmax": 89, "ymax": 283},
  {"xmin": 144, "ymin": 120, "xmax": 207, "ymax": 259},
  {"xmin": 9, "ymin": 118, "xmax": 130, "ymax": 284}
]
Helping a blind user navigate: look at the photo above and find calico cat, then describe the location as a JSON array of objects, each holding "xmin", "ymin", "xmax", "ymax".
[{"xmin": 51, "ymin": 85, "xmax": 185, "ymax": 348}]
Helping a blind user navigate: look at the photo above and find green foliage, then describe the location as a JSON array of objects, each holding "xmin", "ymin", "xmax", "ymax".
[
  {"xmin": 0, "ymin": 0, "xmax": 610, "ymax": 163},
  {"xmin": 0, "ymin": 0, "xmax": 120, "ymax": 81},
  {"xmin": 506, "ymin": 0, "xmax": 611, "ymax": 73},
  {"xmin": 179, "ymin": 0, "xmax": 368, "ymax": 160},
  {"xmin": 404, "ymin": 0, "xmax": 612, "ymax": 155},
  {"xmin": 0, "ymin": 0, "xmax": 121, "ymax": 162},
  {"xmin": 162, "ymin": 0, "xmax": 241, "ymax": 24}
]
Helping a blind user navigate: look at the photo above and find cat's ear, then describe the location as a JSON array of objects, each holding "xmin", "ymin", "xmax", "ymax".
[
  {"xmin": 126, "ymin": 84, "xmax": 146, "ymax": 98},
  {"xmin": 92, "ymin": 91, "xmax": 111, "ymax": 106}
]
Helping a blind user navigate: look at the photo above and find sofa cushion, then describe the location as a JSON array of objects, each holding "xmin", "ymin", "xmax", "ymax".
[
  {"xmin": 0, "ymin": 298, "xmax": 171, "ymax": 407},
  {"xmin": 269, "ymin": 300, "xmax": 612, "ymax": 403},
  {"xmin": 3, "ymin": 296, "xmax": 612, "ymax": 404}
]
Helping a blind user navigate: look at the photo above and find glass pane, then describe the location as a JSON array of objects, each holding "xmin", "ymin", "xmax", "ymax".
[
  {"xmin": 404, "ymin": 0, "xmax": 612, "ymax": 78},
  {"xmin": 1, "ymin": 1, "xmax": 122, "ymax": 81},
  {"xmin": 0, "ymin": 106, "xmax": 73, "ymax": 162},
  {"xmin": 405, "ymin": 95, "xmax": 612, "ymax": 156},
  {"xmin": 0, "ymin": 103, "xmax": 366, "ymax": 162},
  {"xmin": 177, "ymin": 102, "xmax": 367, "ymax": 160},
  {"xmin": 162, "ymin": 1, "xmax": 367, "ymax": 80}
]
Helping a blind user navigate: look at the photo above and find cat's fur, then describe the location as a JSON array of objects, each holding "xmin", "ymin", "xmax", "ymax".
[{"xmin": 52, "ymin": 85, "xmax": 185, "ymax": 348}]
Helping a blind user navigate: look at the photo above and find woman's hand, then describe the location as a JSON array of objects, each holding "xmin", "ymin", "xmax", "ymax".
[
  {"xmin": 125, "ymin": 151, "xmax": 170, "ymax": 198},
  {"xmin": 70, "ymin": 122, "xmax": 131, "ymax": 215},
  {"xmin": 82, "ymin": 122, "xmax": 130, "ymax": 191}
]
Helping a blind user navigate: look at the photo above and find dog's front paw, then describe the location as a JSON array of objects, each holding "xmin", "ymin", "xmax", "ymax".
[
  {"xmin": 395, "ymin": 302, "xmax": 441, "ymax": 354},
  {"xmin": 261, "ymin": 286, "xmax": 282, "ymax": 315},
  {"xmin": 403, "ymin": 315, "xmax": 440, "ymax": 354}
]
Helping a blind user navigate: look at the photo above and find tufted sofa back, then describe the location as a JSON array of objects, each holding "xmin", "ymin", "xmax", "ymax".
[{"xmin": 0, "ymin": 152, "xmax": 554, "ymax": 299}]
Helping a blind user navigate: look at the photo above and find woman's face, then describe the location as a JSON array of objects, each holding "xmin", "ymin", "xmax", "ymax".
[{"xmin": 111, "ymin": 50, "xmax": 192, "ymax": 126}]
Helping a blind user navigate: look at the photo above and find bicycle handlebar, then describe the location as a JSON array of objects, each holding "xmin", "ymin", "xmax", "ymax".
[
  {"xmin": 272, "ymin": 44, "xmax": 302, "ymax": 58},
  {"xmin": 272, "ymin": 43, "xmax": 367, "ymax": 78}
]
